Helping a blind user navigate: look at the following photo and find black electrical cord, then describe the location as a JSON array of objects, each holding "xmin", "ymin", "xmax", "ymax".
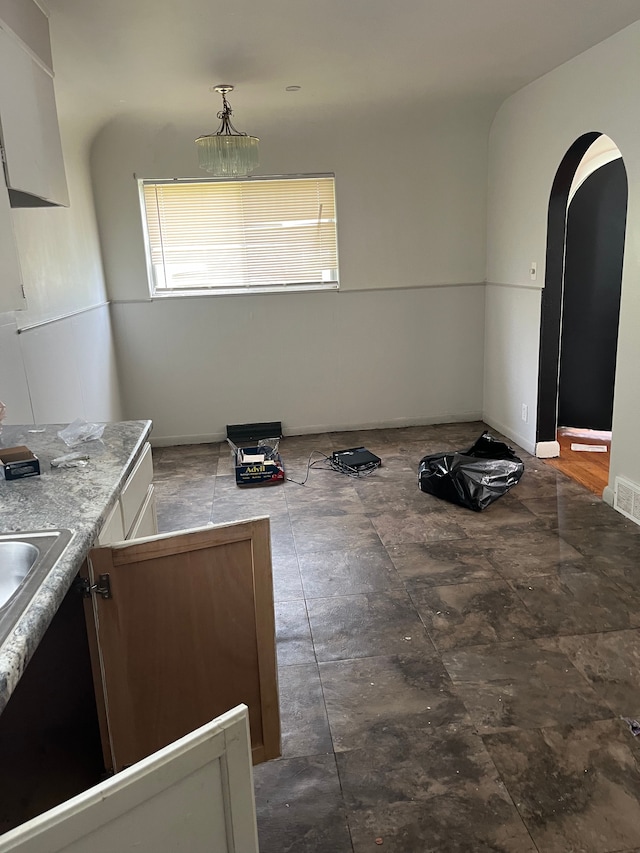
[
  {"xmin": 286, "ymin": 450, "xmax": 380, "ymax": 485},
  {"xmin": 285, "ymin": 450, "xmax": 332, "ymax": 485}
]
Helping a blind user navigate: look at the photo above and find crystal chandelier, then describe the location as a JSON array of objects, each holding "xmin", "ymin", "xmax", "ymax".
[{"xmin": 195, "ymin": 85, "xmax": 259, "ymax": 177}]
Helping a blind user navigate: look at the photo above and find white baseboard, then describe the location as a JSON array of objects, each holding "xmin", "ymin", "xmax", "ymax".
[
  {"xmin": 602, "ymin": 485, "xmax": 614, "ymax": 506},
  {"xmin": 535, "ymin": 440, "xmax": 560, "ymax": 459},
  {"xmin": 283, "ymin": 412, "xmax": 484, "ymax": 437},
  {"xmin": 149, "ymin": 412, "xmax": 484, "ymax": 447},
  {"xmin": 481, "ymin": 415, "xmax": 536, "ymax": 455}
]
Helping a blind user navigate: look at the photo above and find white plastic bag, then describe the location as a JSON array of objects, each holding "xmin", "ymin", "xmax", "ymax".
[{"xmin": 57, "ymin": 418, "xmax": 105, "ymax": 447}]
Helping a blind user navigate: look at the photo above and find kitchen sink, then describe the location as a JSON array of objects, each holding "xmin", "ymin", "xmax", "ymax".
[
  {"xmin": 0, "ymin": 541, "xmax": 41, "ymax": 608},
  {"xmin": 0, "ymin": 529, "xmax": 74, "ymax": 646}
]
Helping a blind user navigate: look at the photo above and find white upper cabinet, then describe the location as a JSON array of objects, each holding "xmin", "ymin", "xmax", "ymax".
[
  {"xmin": 0, "ymin": 0, "xmax": 51, "ymax": 68},
  {"xmin": 0, "ymin": 15, "xmax": 69, "ymax": 207}
]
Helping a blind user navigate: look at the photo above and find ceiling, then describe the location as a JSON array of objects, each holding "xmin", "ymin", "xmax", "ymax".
[{"xmin": 45, "ymin": 0, "xmax": 640, "ymax": 139}]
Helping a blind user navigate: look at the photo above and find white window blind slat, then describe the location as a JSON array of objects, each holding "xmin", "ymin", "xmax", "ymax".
[{"xmin": 140, "ymin": 175, "xmax": 339, "ymax": 294}]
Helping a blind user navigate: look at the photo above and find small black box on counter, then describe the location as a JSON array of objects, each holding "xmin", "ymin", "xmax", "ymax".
[{"xmin": 0, "ymin": 445, "xmax": 41, "ymax": 480}]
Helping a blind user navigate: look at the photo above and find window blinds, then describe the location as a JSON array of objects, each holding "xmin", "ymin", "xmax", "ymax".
[{"xmin": 140, "ymin": 175, "xmax": 338, "ymax": 294}]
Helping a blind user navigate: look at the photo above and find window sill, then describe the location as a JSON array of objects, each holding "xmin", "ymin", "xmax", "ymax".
[{"xmin": 150, "ymin": 283, "xmax": 339, "ymax": 298}]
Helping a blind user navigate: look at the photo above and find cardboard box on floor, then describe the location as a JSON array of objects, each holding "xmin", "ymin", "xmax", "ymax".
[{"xmin": 226, "ymin": 422, "xmax": 285, "ymax": 487}]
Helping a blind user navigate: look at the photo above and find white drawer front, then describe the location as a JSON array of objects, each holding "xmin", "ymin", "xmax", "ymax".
[
  {"xmin": 120, "ymin": 442, "xmax": 153, "ymax": 535},
  {"xmin": 98, "ymin": 499, "xmax": 125, "ymax": 545},
  {"xmin": 128, "ymin": 485, "xmax": 158, "ymax": 540}
]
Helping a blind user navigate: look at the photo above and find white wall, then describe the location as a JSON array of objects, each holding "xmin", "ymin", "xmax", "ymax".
[
  {"xmin": 485, "ymin": 21, "xmax": 640, "ymax": 488},
  {"xmin": 91, "ymin": 100, "xmax": 492, "ymax": 442},
  {"xmin": 110, "ymin": 285, "xmax": 485, "ymax": 443},
  {"xmin": 482, "ymin": 284, "xmax": 541, "ymax": 453},
  {"xmin": 0, "ymin": 124, "xmax": 123, "ymax": 426}
]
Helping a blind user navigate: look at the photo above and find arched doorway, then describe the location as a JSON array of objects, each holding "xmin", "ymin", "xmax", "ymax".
[{"xmin": 536, "ymin": 133, "xmax": 627, "ymax": 495}]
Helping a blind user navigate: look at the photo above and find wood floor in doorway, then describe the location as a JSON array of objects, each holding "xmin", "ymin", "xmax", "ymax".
[{"xmin": 544, "ymin": 426, "xmax": 611, "ymax": 496}]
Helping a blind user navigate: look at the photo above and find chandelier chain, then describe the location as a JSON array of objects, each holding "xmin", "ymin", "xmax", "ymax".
[{"xmin": 216, "ymin": 91, "xmax": 247, "ymax": 137}]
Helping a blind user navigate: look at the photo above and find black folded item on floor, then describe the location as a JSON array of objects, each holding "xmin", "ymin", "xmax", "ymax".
[{"xmin": 418, "ymin": 431, "xmax": 524, "ymax": 512}]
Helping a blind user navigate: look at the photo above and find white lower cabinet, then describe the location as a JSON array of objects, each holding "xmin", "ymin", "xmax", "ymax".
[
  {"xmin": 0, "ymin": 446, "xmax": 279, "ymax": 848},
  {"xmin": 0, "ymin": 705, "xmax": 259, "ymax": 853}
]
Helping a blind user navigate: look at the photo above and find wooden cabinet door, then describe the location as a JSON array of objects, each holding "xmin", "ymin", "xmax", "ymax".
[{"xmin": 86, "ymin": 518, "xmax": 280, "ymax": 773}]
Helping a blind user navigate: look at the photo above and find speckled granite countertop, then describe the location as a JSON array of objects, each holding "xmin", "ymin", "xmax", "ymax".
[{"xmin": 0, "ymin": 420, "xmax": 152, "ymax": 712}]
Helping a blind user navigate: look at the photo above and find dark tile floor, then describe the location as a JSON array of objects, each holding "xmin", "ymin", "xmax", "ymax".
[{"xmin": 152, "ymin": 422, "xmax": 640, "ymax": 853}]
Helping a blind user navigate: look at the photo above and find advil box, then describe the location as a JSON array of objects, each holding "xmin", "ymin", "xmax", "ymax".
[
  {"xmin": 234, "ymin": 445, "xmax": 285, "ymax": 487},
  {"xmin": 226, "ymin": 422, "xmax": 285, "ymax": 487}
]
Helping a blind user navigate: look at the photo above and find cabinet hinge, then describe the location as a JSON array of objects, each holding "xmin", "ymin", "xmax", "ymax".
[
  {"xmin": 77, "ymin": 573, "xmax": 112, "ymax": 599},
  {"xmin": 0, "ymin": 146, "xmax": 5, "ymax": 165}
]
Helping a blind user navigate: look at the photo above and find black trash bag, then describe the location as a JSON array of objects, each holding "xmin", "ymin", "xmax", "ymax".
[{"xmin": 418, "ymin": 431, "xmax": 524, "ymax": 512}]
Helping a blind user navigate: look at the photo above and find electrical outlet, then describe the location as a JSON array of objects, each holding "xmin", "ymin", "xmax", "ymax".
[
  {"xmin": 530, "ymin": 261, "xmax": 537, "ymax": 281},
  {"xmin": 521, "ymin": 403, "xmax": 529, "ymax": 423}
]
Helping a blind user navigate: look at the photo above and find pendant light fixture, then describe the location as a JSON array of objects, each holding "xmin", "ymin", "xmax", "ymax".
[{"xmin": 195, "ymin": 85, "xmax": 260, "ymax": 177}]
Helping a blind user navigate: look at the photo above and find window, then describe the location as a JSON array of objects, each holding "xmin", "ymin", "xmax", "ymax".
[{"xmin": 139, "ymin": 174, "xmax": 339, "ymax": 296}]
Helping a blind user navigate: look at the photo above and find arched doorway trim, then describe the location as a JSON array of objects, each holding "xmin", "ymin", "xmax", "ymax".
[{"xmin": 535, "ymin": 131, "xmax": 601, "ymax": 457}]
